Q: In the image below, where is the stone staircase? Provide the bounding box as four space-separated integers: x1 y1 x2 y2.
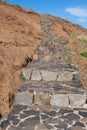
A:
33 14 67 63
0 14 87 130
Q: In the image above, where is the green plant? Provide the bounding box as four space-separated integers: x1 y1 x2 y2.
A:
73 41 78 45
20 74 26 81
77 35 87 49
80 51 87 57
66 47 72 62
77 35 87 43
12 4 23 11
71 64 80 71
13 4 21 8
69 32 77 39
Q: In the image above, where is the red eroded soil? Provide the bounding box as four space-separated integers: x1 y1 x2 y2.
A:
0 3 42 115
52 17 87 88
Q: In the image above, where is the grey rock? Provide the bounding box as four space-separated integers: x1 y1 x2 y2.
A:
12 119 20 126
50 94 69 107
36 124 49 130
73 122 85 127
12 105 28 114
57 71 73 81
19 116 40 127
41 114 49 120
22 68 32 80
54 122 67 129
43 111 57 117
1 120 10 129
23 110 39 115
15 92 33 106
58 108 73 114
69 94 86 107
79 111 87 118
8 126 34 130
34 92 50 105
64 113 80 120
41 70 57 81
82 104 87 109
44 124 54 129
8 126 18 130
31 70 42 81
8 115 18 122
73 72 81 81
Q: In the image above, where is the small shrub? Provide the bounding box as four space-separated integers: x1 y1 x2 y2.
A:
71 64 80 71
73 41 78 45
80 51 87 57
66 47 72 62
20 74 26 81
13 4 21 8
12 4 23 11
69 32 77 39
77 35 87 43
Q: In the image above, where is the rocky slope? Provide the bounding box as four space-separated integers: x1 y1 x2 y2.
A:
0 3 87 116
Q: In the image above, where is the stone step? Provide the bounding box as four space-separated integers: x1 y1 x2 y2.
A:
14 81 87 108
22 62 79 82
1 104 87 130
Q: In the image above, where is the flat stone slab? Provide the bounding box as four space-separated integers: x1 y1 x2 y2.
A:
1 105 87 130
69 94 86 107
50 94 69 107
15 92 33 106
57 71 73 81
31 70 42 81
34 92 50 106
41 70 57 81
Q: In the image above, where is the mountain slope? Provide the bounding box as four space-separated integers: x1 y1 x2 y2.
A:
52 16 87 87
0 3 42 115
0 3 87 116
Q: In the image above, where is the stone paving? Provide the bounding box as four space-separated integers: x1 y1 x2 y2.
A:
1 105 87 130
0 14 87 130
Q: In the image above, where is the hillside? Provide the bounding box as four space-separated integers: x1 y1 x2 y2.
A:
0 3 42 115
0 3 87 116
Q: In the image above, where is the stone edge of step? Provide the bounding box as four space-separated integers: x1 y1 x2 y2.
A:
14 91 87 109
22 68 78 82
